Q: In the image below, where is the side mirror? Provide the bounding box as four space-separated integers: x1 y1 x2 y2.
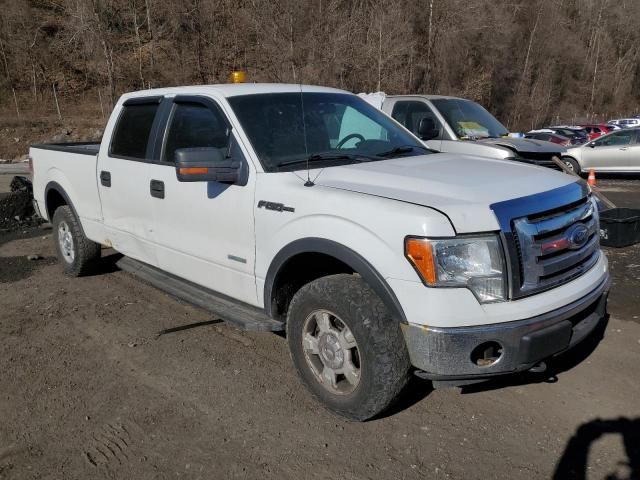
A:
588 142 596 148
175 147 241 184
417 117 439 141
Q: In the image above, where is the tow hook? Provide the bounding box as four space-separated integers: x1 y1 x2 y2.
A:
528 361 547 374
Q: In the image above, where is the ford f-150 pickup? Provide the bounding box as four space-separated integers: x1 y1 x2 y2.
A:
30 84 609 420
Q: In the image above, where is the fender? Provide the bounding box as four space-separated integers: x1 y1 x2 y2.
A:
44 181 87 236
264 237 407 324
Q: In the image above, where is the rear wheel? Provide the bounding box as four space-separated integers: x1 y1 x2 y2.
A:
52 206 101 276
287 274 411 421
561 156 581 175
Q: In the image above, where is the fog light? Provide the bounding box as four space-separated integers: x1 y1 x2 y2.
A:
470 341 503 367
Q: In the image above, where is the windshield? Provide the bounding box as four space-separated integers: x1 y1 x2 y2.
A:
227 92 426 172
431 98 509 139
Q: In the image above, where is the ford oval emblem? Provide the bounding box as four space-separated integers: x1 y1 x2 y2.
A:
566 224 589 250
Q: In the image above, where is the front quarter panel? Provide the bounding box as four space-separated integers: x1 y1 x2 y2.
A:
564 146 585 167
254 171 455 308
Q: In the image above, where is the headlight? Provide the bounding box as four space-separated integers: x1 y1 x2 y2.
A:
405 235 506 303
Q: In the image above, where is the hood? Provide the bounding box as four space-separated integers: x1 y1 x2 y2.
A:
477 137 565 154
315 154 576 233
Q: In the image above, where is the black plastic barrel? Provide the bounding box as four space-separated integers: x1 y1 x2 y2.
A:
599 208 640 248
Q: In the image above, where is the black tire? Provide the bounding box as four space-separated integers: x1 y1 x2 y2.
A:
52 205 101 276
561 156 581 175
286 274 411 421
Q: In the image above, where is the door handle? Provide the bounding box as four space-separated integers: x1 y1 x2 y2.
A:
100 170 111 187
150 179 165 199
619 147 628 151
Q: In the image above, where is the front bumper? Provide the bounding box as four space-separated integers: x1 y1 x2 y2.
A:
401 275 609 379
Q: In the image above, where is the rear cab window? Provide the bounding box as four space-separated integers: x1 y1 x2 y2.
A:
109 99 160 159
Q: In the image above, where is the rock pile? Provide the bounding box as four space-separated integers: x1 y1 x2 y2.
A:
0 176 40 231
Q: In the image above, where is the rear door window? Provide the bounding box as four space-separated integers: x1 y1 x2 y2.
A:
110 102 159 159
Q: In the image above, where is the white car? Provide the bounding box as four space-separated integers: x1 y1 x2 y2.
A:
30 84 609 420
618 118 640 129
562 128 640 173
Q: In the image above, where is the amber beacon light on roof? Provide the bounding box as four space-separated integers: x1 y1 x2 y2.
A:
229 71 247 83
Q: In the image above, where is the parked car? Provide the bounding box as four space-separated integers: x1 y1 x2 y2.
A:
562 128 640 174
530 127 588 145
525 132 573 146
361 93 565 170
555 127 590 143
30 84 609 420
618 118 640 129
579 124 612 141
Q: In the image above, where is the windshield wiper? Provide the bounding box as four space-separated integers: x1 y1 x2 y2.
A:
374 145 432 158
277 153 373 168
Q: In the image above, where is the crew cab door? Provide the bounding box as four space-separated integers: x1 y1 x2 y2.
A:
97 96 165 266
147 95 258 305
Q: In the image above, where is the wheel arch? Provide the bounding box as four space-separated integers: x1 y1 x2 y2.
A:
45 182 85 234
264 238 407 325
560 155 583 174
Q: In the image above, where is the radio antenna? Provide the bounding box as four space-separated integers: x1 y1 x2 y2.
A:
299 84 314 187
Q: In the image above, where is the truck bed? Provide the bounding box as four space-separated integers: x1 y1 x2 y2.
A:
31 142 101 156
30 141 103 227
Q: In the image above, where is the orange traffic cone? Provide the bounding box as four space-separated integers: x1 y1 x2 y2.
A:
587 169 596 186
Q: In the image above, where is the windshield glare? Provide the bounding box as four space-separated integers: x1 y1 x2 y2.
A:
228 92 426 171
431 98 509 139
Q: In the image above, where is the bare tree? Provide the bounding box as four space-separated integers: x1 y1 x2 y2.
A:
0 0 639 130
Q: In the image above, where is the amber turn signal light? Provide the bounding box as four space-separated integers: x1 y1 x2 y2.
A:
179 167 209 175
405 238 436 285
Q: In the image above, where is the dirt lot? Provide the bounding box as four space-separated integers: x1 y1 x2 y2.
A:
1 173 639 480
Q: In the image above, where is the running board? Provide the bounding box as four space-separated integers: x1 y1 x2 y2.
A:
116 257 284 332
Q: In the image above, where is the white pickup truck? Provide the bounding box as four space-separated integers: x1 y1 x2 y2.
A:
30 84 609 421
361 92 565 169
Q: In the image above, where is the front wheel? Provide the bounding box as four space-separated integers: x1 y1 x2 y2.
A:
287 274 411 421
561 156 581 175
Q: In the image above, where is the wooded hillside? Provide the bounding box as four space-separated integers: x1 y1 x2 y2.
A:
1 0 639 131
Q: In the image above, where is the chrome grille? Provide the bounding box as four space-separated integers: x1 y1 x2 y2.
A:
512 195 600 297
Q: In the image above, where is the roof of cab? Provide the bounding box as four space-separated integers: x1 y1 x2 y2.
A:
119 83 348 101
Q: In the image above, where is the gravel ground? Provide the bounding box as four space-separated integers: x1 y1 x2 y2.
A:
0 174 639 480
